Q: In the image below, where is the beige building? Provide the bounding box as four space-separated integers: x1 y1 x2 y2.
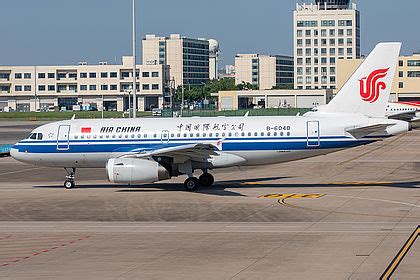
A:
234 54 294 90
337 53 420 101
212 89 333 111
0 56 170 112
294 0 360 90
142 34 210 87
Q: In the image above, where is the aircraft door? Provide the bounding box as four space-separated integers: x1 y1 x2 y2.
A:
161 130 170 144
306 121 320 147
57 125 71 150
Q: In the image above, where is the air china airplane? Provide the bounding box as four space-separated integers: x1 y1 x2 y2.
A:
11 43 411 192
386 101 420 121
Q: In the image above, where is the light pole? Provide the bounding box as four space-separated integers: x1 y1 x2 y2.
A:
132 0 137 118
181 84 184 117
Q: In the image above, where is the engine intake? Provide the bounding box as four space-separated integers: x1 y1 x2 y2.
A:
106 158 170 184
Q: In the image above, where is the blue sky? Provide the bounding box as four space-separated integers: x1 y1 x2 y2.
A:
1 0 419 67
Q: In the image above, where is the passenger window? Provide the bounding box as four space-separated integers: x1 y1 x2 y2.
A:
209 133 213 137
274 132 278 136
190 133 193 137
75 135 78 139
37 133 43 140
215 133 219 137
203 133 206 137
196 133 200 137
248 132 251 137
112 135 116 138
241 132 245 137
144 134 147 138
106 135 110 138
131 134 135 138
125 135 129 138
171 133 174 137
228 132 232 137
267 132 271 137
87 135 91 139
118 134 122 138
222 132 226 137
261 132 265 136
177 133 181 137
153 134 157 138
184 133 187 137
254 132 258 136
93 135 97 139
99 135 103 139
280 132 284 136
287 132 291 136
137 134 141 138
81 135 85 139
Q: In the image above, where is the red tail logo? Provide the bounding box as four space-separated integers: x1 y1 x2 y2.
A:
359 68 389 103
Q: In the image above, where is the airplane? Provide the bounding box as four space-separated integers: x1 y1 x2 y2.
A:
11 42 411 192
385 101 420 121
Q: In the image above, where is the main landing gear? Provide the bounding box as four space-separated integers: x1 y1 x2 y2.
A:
64 168 76 189
183 171 215 192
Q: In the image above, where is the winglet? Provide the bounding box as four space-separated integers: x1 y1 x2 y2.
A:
71 114 76 120
244 111 250 117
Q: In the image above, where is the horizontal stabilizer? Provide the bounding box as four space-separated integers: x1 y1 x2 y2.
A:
388 111 417 122
346 123 394 139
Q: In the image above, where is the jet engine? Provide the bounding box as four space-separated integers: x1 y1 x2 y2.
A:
106 158 170 184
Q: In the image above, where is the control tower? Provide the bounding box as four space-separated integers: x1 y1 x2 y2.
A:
314 0 351 10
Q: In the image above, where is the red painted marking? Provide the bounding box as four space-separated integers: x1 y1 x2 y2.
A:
81 127 91 133
359 68 389 103
0 236 90 267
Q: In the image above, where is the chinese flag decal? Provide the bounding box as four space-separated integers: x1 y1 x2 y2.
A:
81 127 91 133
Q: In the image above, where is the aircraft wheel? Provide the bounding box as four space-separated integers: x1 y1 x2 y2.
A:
64 180 75 189
199 173 214 187
184 177 200 192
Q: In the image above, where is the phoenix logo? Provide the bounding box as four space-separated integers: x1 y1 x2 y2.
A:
359 68 390 103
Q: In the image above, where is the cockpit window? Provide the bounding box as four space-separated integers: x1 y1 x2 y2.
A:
37 133 43 140
30 133 37 140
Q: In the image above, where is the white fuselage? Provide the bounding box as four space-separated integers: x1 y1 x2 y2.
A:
10 114 409 170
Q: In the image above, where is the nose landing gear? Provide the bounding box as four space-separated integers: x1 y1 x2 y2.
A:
64 168 76 189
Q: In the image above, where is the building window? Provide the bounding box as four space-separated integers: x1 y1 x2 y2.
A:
48 73 55 79
330 48 336 55
306 76 312 83
48 85 55 91
38 73 45 79
407 60 420 67
89 85 96 90
297 48 303 56
399 71 404 78
142 84 150 90
80 72 87 78
399 82 404 88
314 48 319 56
297 58 303 65
347 38 353 45
142 72 150 77
329 29 335 36
305 58 312 65
399 60 404 67
321 48 327 56
330 57 336 65
297 30 302 37
297 77 303 84
57 73 66 79
297 67 303 75
110 72 118 78
347 48 353 56
89 73 96 78
321 29 327 37
297 39 302 47
314 39 318 46
121 72 130 78
38 85 45 91
305 39 311 46
314 67 319 75
305 48 311 56
338 29 344 36
338 38 344 46
24 73 31 79
101 84 108 91
321 58 327 65
330 67 336 75
152 72 159 77
152 84 159 90
110 84 118 91
306 67 311 75
305 30 311 36
347 29 353 36
321 20 335 27
15 73 22 79
321 39 327 46
15 85 22 91
80 85 87 91
330 39 335 46
69 73 77 79
338 48 344 56
101 72 108 78
314 58 319 65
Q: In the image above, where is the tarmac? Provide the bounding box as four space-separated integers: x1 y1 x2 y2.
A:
0 121 419 279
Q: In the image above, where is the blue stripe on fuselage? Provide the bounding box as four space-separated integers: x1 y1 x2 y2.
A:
15 138 374 154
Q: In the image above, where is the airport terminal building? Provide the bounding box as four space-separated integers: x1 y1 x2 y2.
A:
0 56 170 112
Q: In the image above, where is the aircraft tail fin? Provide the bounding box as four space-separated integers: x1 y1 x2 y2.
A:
325 42 401 117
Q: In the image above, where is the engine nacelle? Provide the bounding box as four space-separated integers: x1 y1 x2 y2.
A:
106 158 170 184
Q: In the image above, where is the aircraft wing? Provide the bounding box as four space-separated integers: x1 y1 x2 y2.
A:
388 111 417 122
119 141 223 163
346 124 394 139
